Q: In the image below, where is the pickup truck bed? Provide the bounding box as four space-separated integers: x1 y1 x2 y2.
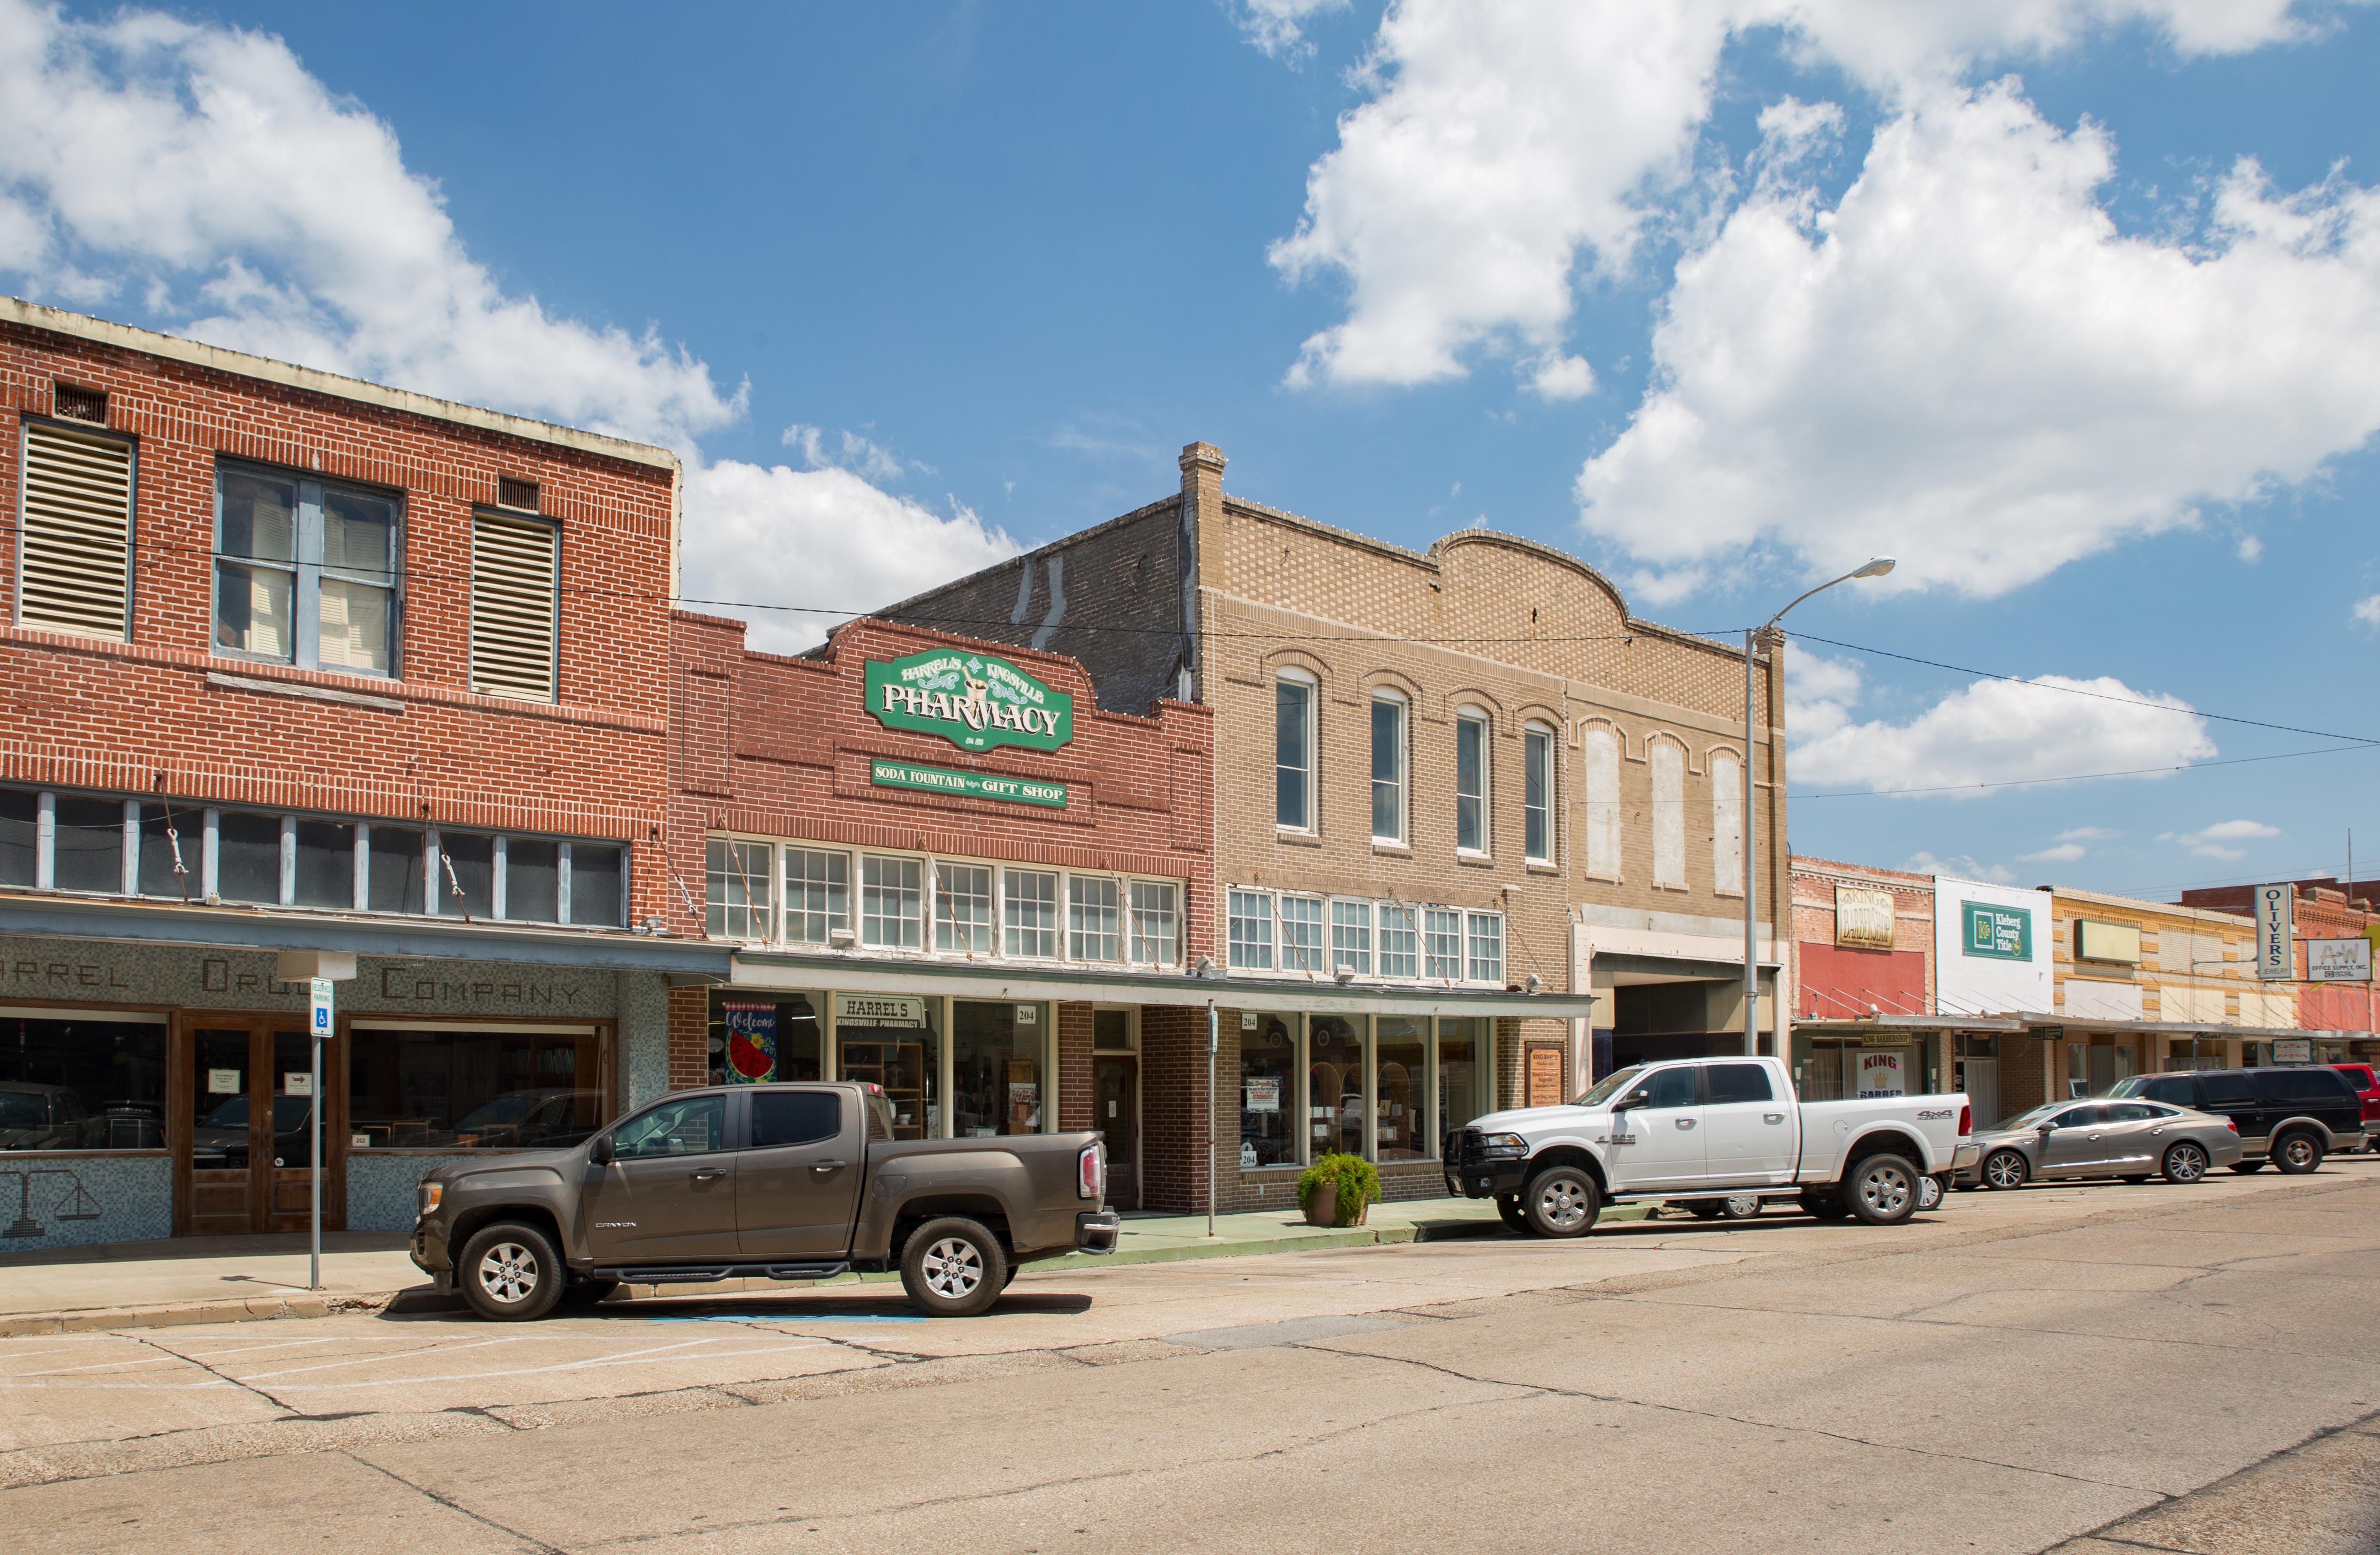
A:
411 1081 1118 1320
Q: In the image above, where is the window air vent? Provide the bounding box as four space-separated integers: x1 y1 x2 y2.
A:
471 512 558 702
18 420 134 640
496 476 539 512
52 384 108 424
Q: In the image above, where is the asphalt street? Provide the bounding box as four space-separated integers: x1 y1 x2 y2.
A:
4 1161 2377 1554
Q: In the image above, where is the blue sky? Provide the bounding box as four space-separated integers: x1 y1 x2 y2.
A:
4 0 2377 903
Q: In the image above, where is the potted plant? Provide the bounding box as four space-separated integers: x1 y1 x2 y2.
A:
1298 1153 1381 1227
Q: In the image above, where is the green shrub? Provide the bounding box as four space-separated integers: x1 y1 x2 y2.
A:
1298 1153 1382 1224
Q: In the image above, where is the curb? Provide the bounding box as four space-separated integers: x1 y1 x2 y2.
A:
0 1205 1657 1336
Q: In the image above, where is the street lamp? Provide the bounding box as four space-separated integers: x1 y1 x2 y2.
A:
1744 558 1894 1057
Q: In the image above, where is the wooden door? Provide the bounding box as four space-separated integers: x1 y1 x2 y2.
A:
185 1025 255 1234
179 1018 346 1234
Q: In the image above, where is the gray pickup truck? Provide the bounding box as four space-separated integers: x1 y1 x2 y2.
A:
410 1080 1118 1320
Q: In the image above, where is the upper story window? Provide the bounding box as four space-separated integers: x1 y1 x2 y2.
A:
18 418 135 642
1069 874 1122 962
1276 670 1316 832
1650 737 1686 887
1331 899 1372 975
861 854 924 948
1224 887 1506 987
471 511 558 702
935 862 993 953
1370 691 1407 844
1712 750 1744 894
1524 724 1554 864
1582 724 1621 877
1454 708 1489 854
706 838 772 940
214 464 400 676
1129 880 1179 965
1228 888 1275 970
784 847 851 944
1005 868 1059 957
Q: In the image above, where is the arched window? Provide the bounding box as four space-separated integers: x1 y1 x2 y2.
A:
1275 669 1316 832
1370 690 1407 844
1650 737 1685 887
1582 725 1621 877
1712 750 1743 894
1455 706 1489 855
1523 723 1555 864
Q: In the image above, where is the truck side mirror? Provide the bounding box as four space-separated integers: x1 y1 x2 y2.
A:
589 1134 615 1166
1615 1089 1652 1113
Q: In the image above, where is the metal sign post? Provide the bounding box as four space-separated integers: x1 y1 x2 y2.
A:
1206 1002 1218 1240
308 977 334 1290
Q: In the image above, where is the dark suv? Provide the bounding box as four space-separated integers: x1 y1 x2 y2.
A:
2109 1067 2366 1174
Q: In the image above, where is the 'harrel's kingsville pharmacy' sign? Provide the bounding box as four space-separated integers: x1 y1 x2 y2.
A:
865 649 1074 753
871 758 1068 809
1963 900 2032 960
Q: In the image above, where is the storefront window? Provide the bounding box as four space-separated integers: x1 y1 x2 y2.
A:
1438 1017 1489 1143
935 864 993 953
0 1010 167 1149
1239 1014 1297 1167
953 1000 1045 1136
0 789 38 886
437 832 495 918
1375 1016 1428 1161
837 994 939 1139
293 819 357 910
368 826 426 912
1309 1015 1364 1157
2068 1039 2138 1097
53 795 124 894
1005 869 1058 957
347 1025 603 1149
711 992 825 1085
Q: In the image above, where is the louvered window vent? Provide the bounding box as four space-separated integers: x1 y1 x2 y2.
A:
496 476 539 512
19 420 133 640
471 513 557 702
52 384 108 424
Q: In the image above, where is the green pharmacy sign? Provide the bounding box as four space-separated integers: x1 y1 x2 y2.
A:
1962 901 2033 961
863 649 1073 754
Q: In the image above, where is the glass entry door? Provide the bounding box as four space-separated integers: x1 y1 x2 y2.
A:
1094 1055 1139 1210
181 1019 345 1234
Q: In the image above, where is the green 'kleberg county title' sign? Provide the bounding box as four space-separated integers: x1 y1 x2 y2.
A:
863 649 1074 753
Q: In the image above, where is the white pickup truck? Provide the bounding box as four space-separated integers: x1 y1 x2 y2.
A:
1444 1055 1977 1237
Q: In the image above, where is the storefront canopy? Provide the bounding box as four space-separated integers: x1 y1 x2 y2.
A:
0 891 734 975
729 950 1600 1019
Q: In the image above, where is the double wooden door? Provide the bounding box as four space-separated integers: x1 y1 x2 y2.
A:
179 1017 347 1235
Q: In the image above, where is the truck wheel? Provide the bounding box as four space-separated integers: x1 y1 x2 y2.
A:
1844 1153 1920 1225
1982 1150 2029 1191
557 1277 621 1309
458 1222 565 1322
1719 1194 1762 1220
2161 1141 2209 1184
2273 1132 2324 1174
1495 1194 1535 1235
1521 1165 1601 1238
1917 1175 1944 1213
899 1216 1009 1318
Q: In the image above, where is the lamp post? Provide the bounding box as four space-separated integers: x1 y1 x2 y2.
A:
1745 559 1895 1056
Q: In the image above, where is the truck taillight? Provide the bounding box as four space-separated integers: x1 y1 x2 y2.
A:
1958 1104 1971 1138
1078 1143 1103 1202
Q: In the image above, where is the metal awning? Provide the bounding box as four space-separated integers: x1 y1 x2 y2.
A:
728 950 1598 1018
1796 1015 2025 1034
0 892 733 975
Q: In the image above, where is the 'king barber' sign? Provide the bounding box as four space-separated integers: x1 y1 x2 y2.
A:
865 649 1074 753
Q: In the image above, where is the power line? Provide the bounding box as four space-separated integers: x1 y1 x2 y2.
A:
1789 631 2380 747
1791 742 2377 800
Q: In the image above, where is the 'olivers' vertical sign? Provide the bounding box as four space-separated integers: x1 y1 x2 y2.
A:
865 649 1074 754
2254 883 2294 981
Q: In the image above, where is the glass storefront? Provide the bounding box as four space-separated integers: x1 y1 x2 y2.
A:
1438 1017 1489 1144
1239 1011 1494 1169
835 995 940 1140
2066 1037 2140 1097
1374 1016 1428 1161
1309 1016 1365 1156
0 1007 167 1149
1799 1037 1919 1101
1239 1014 1298 1168
347 1022 604 1149
952 1000 1046 1137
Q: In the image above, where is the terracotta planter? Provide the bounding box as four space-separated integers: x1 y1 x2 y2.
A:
1303 1181 1337 1227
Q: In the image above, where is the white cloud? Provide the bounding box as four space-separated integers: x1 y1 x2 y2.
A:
1578 82 2380 598
0 0 1012 648
680 462 1019 655
1905 850 2016 885
1789 662 2218 797
2020 842 2086 862
2236 535 2264 562
1232 0 1349 63
1268 0 2318 395
2171 817 2281 859
2355 594 2380 631
2057 825 2119 841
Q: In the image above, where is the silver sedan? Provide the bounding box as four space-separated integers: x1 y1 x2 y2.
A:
1958 1098 2243 1190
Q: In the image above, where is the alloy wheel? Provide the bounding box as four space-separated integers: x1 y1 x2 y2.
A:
1857 1161 1912 1216
1984 1152 2027 1190
1536 1177 1592 1230
921 1237 984 1300
474 1241 540 1306
2280 1135 2319 1170
2165 1142 2208 1183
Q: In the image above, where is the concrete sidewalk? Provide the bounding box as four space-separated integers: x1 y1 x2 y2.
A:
0 1196 1605 1336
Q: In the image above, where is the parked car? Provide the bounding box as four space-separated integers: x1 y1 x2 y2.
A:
2334 1065 2380 1149
1444 1055 1975 1235
0 1083 88 1150
2108 1067 2366 1174
1960 1099 2242 1190
412 1081 1118 1321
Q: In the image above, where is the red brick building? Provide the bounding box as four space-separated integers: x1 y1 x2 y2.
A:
2180 878 2380 1060
666 611 1221 1210
0 299 727 1252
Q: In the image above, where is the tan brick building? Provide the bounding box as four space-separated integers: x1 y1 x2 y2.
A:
884 442 1778 1210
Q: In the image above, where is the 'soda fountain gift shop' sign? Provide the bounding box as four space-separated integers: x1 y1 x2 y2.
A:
865 649 1074 753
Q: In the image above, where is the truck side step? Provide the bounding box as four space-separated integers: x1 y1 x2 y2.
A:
592 1265 732 1283
763 1263 850 1281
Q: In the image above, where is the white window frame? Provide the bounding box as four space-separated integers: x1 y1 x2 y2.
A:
860 852 925 950
933 858 994 953
1523 722 1555 866
1003 867 1060 959
1369 690 1407 845
1454 706 1489 857
1276 668 1318 834
1128 878 1179 966
783 846 851 944
1330 898 1373 976
212 459 403 679
707 836 776 942
1229 888 1276 970
1279 893 1327 974
1422 906 1465 982
1465 911 1505 985
1068 873 1124 963
1378 901 1420 978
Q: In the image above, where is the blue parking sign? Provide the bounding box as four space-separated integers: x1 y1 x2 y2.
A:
309 977 334 1036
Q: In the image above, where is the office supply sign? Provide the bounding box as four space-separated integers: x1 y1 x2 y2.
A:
2254 884 2294 981
2307 936 2371 983
865 649 1072 753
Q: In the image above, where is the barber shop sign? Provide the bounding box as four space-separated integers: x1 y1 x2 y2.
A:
864 649 1075 753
